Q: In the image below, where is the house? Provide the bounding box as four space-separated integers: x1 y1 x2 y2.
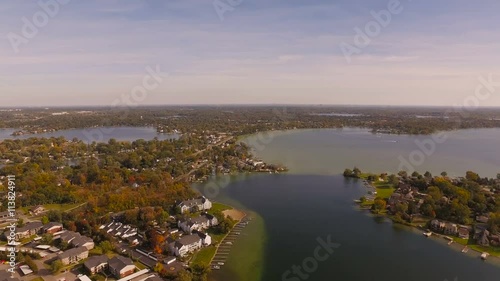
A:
178 213 218 234
30 205 46 216
444 223 458 235
57 247 89 265
14 221 43 240
430 219 445 232
477 229 490 246
0 210 14 222
194 231 212 246
476 215 489 224
108 256 136 278
168 234 203 257
42 222 63 234
178 197 212 213
59 231 95 250
84 255 108 275
457 226 470 239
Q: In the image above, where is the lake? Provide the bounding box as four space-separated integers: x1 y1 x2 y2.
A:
196 128 500 281
0 127 179 142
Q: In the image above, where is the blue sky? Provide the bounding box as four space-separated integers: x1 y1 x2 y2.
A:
1 0 499 106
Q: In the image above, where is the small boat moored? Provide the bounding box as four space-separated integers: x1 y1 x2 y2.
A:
481 252 489 260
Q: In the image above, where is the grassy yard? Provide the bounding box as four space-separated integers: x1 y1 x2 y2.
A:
470 245 500 257
375 184 396 199
20 203 84 214
190 246 216 266
209 202 232 214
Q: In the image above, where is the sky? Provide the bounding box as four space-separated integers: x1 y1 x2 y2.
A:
1 0 500 107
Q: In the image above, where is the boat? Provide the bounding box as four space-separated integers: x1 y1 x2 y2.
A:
461 246 468 253
423 231 432 237
212 265 221 270
481 252 489 260
217 262 225 266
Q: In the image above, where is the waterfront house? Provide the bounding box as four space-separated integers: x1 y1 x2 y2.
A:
444 223 458 236
194 231 212 246
178 213 218 234
42 222 63 234
178 197 212 213
84 255 108 275
108 256 136 278
58 247 89 265
168 234 203 257
457 226 470 239
477 229 490 246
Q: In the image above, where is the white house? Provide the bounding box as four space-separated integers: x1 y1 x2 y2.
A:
178 213 218 234
169 235 203 257
178 197 212 213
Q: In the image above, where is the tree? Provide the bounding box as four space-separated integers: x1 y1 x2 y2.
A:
343 169 353 177
51 260 63 274
99 241 114 253
175 270 193 281
465 171 479 182
41 234 53 245
25 256 38 273
353 167 361 177
441 171 448 177
372 198 387 214
41 216 49 224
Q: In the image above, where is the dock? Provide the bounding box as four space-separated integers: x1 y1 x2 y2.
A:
210 217 251 269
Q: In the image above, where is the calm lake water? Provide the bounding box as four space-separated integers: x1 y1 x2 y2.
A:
197 128 500 281
0 127 179 142
243 128 500 178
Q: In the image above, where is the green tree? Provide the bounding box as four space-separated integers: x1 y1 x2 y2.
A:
41 234 53 245
41 216 49 224
51 260 63 274
25 256 38 273
372 198 387 214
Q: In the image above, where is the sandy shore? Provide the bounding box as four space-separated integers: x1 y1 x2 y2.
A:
223 208 246 221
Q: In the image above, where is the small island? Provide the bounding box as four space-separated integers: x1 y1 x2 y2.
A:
344 167 500 258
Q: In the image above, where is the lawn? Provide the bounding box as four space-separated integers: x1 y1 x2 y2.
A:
190 246 216 266
375 185 396 199
209 202 232 214
470 245 500 257
21 203 84 215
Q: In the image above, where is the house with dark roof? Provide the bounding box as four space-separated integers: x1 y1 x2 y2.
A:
178 197 212 213
84 255 108 275
168 234 203 257
13 221 43 240
59 231 95 250
58 247 89 265
178 213 218 234
42 222 63 234
108 256 136 278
